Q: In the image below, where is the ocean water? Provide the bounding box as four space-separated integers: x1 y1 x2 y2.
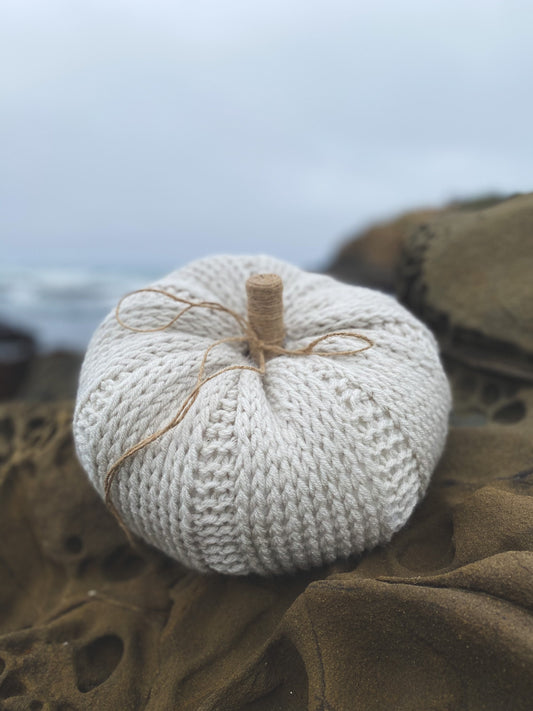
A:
0 265 162 352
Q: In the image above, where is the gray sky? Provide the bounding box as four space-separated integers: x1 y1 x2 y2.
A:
2 0 532 271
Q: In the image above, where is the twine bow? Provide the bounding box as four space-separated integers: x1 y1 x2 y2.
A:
104 287 374 532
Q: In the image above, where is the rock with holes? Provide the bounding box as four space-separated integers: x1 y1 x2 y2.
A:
73 255 451 575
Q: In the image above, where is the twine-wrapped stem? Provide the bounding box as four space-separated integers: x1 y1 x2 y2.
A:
246 273 285 364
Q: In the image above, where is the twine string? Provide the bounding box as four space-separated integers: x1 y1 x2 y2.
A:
104 288 374 536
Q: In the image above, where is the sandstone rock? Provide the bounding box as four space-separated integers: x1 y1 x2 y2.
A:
328 194 506 292
398 193 533 381
1 392 532 709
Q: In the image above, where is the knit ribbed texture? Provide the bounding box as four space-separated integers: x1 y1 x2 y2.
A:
73 254 451 575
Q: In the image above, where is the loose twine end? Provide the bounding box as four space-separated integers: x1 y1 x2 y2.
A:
104 273 374 540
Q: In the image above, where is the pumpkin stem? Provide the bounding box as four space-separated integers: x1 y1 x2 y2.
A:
246 273 285 364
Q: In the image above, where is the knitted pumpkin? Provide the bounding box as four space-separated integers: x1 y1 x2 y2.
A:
73 254 451 575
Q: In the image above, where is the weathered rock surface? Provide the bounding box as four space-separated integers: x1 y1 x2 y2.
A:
398 193 533 381
327 194 506 292
0 377 532 709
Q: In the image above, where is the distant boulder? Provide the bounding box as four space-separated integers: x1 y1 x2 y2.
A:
397 192 533 382
0 322 36 400
327 194 506 292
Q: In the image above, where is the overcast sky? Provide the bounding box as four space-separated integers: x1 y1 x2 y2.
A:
2 0 532 271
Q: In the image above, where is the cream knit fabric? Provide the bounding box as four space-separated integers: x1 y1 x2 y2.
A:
73 254 451 575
